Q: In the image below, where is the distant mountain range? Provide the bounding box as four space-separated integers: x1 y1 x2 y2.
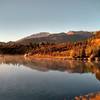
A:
16 31 94 45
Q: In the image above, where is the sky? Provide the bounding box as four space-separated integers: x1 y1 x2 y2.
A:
0 0 100 42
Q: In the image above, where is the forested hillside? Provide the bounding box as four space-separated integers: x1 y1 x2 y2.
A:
27 31 100 61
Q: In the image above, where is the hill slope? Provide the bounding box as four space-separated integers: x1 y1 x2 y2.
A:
16 31 93 45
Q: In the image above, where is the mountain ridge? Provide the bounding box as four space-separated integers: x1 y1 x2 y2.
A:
16 31 94 45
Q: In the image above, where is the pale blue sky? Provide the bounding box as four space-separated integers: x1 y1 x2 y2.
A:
0 0 100 42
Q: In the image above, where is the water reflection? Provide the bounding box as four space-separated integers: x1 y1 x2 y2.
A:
0 55 100 81
0 55 100 100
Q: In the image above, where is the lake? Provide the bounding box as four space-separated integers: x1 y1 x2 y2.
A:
0 55 100 100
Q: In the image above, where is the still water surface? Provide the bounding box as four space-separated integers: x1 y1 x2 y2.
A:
0 55 100 100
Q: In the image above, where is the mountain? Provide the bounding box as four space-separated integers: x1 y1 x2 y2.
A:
16 31 94 45
21 32 50 39
66 31 94 41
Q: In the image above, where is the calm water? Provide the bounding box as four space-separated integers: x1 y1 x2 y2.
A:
0 56 100 100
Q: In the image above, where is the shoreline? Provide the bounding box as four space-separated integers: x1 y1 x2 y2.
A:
74 91 100 100
24 54 100 62
0 54 100 62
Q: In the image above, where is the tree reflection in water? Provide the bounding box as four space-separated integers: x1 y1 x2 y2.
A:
0 55 100 81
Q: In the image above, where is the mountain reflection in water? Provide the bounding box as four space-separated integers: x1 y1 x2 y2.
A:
0 55 100 81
